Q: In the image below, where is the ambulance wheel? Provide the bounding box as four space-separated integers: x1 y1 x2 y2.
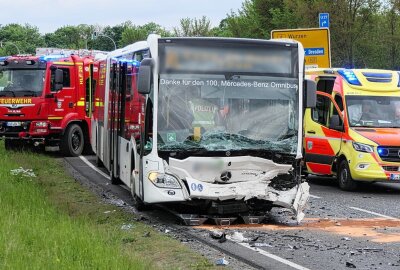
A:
338 159 358 191
61 124 84 157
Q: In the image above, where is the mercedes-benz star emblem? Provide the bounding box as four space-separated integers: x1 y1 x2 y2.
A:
220 171 232 182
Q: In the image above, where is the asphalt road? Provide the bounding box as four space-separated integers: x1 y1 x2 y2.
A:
64 156 400 270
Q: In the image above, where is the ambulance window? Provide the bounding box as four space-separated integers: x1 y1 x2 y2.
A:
312 95 330 126
334 94 344 111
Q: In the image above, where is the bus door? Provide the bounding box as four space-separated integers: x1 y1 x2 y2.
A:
108 61 118 173
304 77 344 175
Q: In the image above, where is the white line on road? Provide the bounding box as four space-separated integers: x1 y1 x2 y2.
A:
79 156 111 180
309 194 321 199
349 206 398 220
238 243 311 270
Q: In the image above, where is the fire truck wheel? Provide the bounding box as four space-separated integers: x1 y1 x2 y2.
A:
61 124 84 157
4 139 22 151
338 159 358 191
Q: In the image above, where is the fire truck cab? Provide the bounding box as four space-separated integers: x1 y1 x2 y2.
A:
304 68 400 190
0 48 106 156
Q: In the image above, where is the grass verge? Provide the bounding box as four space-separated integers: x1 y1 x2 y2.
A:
0 143 214 269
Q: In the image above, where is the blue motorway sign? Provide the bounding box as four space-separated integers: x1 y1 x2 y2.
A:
304 48 325 56
319 13 329 28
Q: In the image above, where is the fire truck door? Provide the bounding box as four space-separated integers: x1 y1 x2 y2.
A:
304 92 343 175
49 66 74 119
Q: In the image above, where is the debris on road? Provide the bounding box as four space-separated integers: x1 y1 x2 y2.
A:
215 257 229 266
10 167 36 178
346 262 357 268
109 198 126 207
210 230 224 239
165 229 171 233
356 248 384 252
227 232 248 243
121 224 134 230
252 243 273 247
342 237 351 241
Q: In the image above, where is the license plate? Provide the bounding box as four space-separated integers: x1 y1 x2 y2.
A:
6 122 21 127
390 174 400 180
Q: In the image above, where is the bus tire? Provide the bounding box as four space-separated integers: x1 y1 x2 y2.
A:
60 124 84 157
338 159 358 191
110 169 122 185
96 155 104 168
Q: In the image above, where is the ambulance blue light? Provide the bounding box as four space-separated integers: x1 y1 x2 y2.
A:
338 69 362 86
377 147 389 157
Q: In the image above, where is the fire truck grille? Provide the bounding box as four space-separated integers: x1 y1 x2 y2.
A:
0 121 31 137
378 146 400 162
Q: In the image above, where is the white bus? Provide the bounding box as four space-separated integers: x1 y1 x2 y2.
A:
92 34 316 223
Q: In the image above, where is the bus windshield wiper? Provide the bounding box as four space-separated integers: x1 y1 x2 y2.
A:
0 90 16 97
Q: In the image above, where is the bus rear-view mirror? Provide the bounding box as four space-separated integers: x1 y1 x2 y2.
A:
305 79 316 108
137 58 154 95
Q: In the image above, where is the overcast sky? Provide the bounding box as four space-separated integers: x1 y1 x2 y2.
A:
1 0 244 33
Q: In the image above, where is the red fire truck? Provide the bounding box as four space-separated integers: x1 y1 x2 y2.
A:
0 48 106 156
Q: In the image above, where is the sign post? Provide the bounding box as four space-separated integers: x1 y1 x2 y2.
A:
271 28 331 69
319 13 329 28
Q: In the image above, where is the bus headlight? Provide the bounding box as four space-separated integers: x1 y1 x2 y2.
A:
352 142 374 153
148 172 181 189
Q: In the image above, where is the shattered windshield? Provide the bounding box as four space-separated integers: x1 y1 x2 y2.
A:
157 73 299 154
0 69 46 97
346 96 400 128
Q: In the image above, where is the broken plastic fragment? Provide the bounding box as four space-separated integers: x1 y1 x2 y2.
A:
227 232 248 243
121 224 133 230
215 258 229 266
10 167 36 178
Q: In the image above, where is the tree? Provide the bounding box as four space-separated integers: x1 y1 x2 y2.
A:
120 22 170 46
0 23 44 54
173 16 213 37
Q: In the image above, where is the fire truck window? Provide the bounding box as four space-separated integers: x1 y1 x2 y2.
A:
51 68 71 90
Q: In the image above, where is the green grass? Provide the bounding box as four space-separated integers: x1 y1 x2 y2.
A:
0 143 215 270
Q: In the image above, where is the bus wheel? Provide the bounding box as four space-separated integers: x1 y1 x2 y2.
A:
96 155 104 168
61 124 84 157
338 159 358 191
130 176 150 211
110 170 122 185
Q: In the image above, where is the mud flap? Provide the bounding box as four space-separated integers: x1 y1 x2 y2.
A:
291 182 310 223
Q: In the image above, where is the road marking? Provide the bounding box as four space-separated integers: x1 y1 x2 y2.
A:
349 206 397 220
238 243 311 270
309 194 321 199
79 156 111 180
